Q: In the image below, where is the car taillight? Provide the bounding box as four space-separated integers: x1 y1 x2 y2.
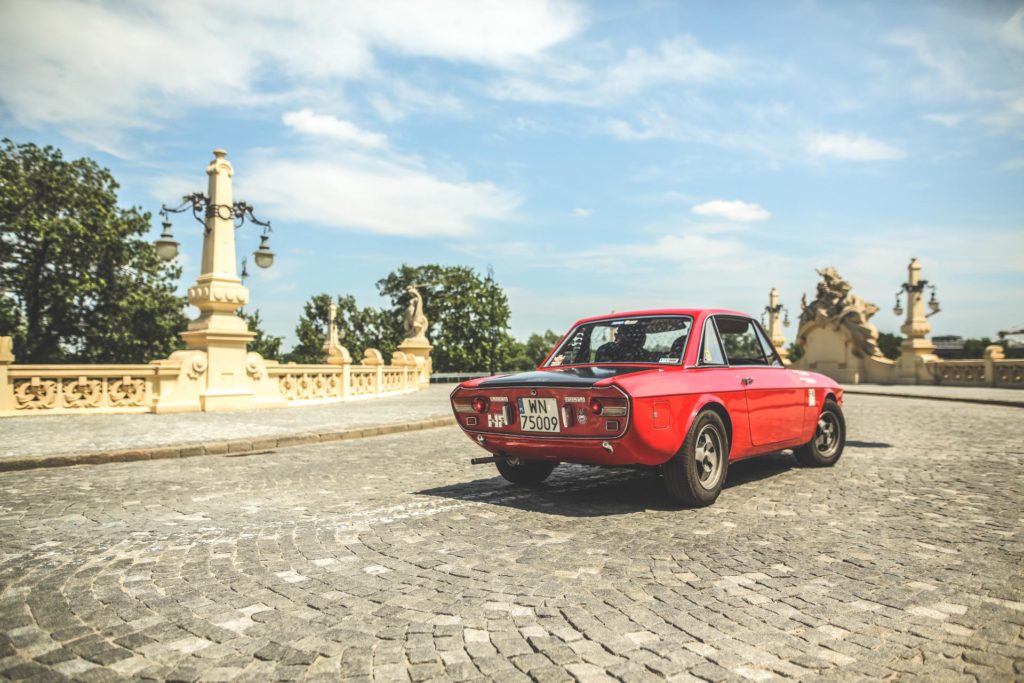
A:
453 398 474 414
472 397 490 413
591 397 627 417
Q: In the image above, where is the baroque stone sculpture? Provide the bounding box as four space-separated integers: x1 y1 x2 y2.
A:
792 267 894 384
403 285 429 341
797 267 884 358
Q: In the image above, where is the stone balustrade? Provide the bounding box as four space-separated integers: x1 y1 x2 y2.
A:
928 357 1024 388
5 365 157 413
0 336 424 416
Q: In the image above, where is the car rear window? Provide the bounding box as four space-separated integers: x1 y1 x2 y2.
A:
545 316 692 366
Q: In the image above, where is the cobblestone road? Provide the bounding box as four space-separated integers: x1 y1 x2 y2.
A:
0 387 452 460
1 395 1021 682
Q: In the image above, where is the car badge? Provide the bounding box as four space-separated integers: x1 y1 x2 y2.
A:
530 389 537 396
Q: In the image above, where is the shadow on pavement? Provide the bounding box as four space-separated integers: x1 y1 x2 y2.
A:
846 440 892 448
416 452 797 517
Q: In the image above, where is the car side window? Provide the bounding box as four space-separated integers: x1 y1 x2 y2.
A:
715 316 768 366
753 322 784 367
699 318 727 365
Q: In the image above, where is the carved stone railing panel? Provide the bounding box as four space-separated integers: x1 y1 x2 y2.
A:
274 366 342 402
930 360 986 386
8 367 154 411
350 367 376 397
994 360 1024 388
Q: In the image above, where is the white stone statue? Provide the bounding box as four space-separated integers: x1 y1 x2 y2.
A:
403 285 429 341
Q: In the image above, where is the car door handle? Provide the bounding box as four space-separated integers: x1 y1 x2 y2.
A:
741 377 755 386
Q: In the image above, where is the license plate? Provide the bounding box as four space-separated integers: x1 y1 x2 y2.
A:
517 397 561 433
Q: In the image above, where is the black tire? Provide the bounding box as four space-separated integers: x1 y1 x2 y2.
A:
495 458 557 486
794 398 845 467
663 410 730 507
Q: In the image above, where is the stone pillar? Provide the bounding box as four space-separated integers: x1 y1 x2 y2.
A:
896 257 938 383
397 338 433 388
178 149 257 411
984 344 1005 387
767 287 790 365
0 336 13 411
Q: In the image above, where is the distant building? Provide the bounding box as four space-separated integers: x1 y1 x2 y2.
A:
932 335 964 359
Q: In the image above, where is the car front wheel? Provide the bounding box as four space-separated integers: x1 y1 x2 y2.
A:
794 398 845 467
495 458 557 486
663 410 729 507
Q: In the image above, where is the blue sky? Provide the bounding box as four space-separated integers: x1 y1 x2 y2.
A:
1 0 1022 347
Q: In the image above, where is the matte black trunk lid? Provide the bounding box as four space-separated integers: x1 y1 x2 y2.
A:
476 366 651 389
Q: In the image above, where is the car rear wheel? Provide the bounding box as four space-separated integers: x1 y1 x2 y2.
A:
663 410 729 507
794 398 845 467
495 458 557 486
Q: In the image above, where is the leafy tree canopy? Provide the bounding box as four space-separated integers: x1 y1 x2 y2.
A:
0 139 187 363
239 309 283 360
376 264 516 373
877 331 901 360
284 293 390 365
506 330 562 371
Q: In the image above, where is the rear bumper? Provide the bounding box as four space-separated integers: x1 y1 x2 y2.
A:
461 429 670 467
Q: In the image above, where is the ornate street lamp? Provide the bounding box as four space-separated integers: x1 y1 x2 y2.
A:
155 193 275 269
761 298 790 329
893 263 941 318
153 218 180 261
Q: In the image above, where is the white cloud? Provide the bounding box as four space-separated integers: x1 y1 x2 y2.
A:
922 113 965 127
691 200 770 222
806 132 905 161
1000 7 1024 51
240 152 520 238
368 81 464 123
0 0 582 144
573 208 593 218
490 36 735 106
283 110 388 149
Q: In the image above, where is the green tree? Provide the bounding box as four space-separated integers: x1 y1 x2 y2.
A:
959 337 993 359
376 264 516 373
239 309 283 360
0 139 186 363
285 293 389 364
877 331 901 360
507 330 562 370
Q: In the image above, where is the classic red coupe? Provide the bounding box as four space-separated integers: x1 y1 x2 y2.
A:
451 309 845 506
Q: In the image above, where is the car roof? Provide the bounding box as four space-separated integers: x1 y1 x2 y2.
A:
569 309 751 326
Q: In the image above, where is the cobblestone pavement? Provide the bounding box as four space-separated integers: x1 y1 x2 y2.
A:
0 394 1021 682
0 386 453 459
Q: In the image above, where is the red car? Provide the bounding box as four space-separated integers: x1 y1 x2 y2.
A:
451 309 845 507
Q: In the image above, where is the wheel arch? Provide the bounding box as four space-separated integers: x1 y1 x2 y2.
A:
690 398 733 455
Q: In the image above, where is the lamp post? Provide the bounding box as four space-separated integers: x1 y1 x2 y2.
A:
486 265 497 376
155 149 277 411
893 257 940 382
762 287 791 365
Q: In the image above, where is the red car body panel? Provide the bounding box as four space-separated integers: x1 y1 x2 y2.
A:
452 309 842 468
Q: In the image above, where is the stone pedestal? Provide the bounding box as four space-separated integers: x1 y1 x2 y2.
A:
397 337 433 388
0 336 13 412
